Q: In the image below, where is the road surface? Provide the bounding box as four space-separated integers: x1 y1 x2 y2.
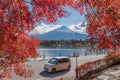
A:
3 55 104 80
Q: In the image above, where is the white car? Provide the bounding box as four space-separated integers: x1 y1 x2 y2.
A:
44 57 71 72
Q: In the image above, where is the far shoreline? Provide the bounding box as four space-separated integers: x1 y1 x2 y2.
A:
38 46 90 49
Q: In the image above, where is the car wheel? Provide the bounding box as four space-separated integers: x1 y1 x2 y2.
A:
52 68 56 73
67 65 71 71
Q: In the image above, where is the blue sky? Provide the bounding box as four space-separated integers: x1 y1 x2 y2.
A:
26 0 86 27
56 6 86 26
38 6 87 27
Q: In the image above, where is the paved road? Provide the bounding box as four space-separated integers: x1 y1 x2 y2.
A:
3 55 104 80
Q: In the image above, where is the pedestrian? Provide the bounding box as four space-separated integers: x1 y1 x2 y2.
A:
73 52 76 57
85 51 87 56
43 54 45 60
59 53 61 56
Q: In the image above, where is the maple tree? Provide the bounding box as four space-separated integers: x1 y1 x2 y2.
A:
80 0 120 51
0 0 120 79
75 0 120 79
0 0 79 79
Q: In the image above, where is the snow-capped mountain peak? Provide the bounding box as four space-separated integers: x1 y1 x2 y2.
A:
30 23 62 35
30 22 88 40
68 22 87 34
35 26 87 40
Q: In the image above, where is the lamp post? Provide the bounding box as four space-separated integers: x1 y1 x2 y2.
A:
76 53 78 78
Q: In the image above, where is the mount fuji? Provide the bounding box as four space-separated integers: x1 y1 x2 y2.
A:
30 22 88 40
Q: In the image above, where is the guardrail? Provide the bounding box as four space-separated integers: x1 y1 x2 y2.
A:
75 56 120 79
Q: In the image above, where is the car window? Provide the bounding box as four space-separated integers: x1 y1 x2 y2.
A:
60 59 65 63
57 60 61 64
63 58 69 62
56 59 64 64
59 58 69 63
48 58 58 64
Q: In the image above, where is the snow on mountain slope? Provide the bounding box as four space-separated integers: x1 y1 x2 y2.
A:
30 23 62 35
35 26 87 40
30 22 87 35
68 22 87 34
30 22 88 40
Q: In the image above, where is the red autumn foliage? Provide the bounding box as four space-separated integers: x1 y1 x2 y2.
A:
0 0 83 79
79 0 120 50
74 1 120 78
0 0 120 79
75 59 104 78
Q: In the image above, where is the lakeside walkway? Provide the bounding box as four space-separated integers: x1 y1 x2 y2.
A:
3 55 104 80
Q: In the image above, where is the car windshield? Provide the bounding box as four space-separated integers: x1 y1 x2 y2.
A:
48 58 58 64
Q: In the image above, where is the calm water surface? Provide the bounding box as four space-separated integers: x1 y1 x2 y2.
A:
37 48 106 58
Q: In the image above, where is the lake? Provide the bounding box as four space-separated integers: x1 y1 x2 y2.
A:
37 48 106 59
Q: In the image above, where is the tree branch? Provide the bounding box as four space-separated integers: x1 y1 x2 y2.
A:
18 0 23 30
86 1 104 26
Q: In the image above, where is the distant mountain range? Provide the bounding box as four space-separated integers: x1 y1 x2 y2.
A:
30 22 88 40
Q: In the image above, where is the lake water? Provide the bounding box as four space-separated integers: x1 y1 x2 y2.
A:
37 48 106 59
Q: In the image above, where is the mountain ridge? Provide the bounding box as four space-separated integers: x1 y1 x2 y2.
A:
34 26 87 40
30 22 87 35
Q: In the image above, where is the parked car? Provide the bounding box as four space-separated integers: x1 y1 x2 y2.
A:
44 56 71 72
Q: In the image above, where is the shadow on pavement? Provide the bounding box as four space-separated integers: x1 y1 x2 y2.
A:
39 70 69 78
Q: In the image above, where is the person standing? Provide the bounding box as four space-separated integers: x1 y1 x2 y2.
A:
43 54 45 60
